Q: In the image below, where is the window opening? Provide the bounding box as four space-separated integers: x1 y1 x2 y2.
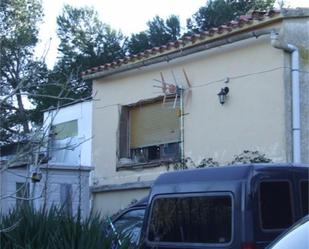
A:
60 183 72 215
119 99 181 164
16 182 30 207
148 194 232 244
300 180 309 215
259 181 293 230
51 120 78 140
113 209 146 245
50 120 80 164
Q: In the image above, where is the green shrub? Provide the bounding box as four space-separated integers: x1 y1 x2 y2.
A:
0 205 129 249
230 150 272 165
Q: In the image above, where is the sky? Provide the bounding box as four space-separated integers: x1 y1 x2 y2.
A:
36 0 309 68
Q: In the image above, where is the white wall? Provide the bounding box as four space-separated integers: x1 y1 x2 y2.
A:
0 168 24 213
43 101 92 166
0 166 91 218
93 188 149 216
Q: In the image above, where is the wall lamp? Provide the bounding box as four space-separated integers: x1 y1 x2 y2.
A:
217 87 229 105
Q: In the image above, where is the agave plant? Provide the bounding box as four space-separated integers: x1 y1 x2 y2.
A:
0 205 130 249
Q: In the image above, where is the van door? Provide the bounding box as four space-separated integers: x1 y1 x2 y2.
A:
253 178 295 249
292 168 309 218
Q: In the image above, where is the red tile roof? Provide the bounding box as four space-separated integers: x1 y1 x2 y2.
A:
81 10 281 78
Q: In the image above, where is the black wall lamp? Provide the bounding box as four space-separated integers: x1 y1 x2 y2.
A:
217 87 229 105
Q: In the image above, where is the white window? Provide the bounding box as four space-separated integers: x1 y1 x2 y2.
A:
52 120 78 140
50 120 80 165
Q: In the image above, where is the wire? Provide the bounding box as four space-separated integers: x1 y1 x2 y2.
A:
190 66 285 89
153 66 309 91
94 66 308 110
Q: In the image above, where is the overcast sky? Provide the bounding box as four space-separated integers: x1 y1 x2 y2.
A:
36 0 309 68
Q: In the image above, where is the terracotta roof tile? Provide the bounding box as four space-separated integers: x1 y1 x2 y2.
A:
81 10 281 77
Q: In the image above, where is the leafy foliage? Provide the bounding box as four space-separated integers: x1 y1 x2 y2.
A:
126 15 181 55
147 15 181 47
170 150 272 170
0 205 130 249
56 5 125 67
32 5 126 113
230 150 272 164
0 0 46 144
197 157 220 168
187 0 275 33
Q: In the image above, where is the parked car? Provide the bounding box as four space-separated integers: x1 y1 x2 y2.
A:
266 215 309 249
139 163 309 249
109 196 148 246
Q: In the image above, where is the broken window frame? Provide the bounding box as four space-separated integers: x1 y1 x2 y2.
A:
118 96 181 167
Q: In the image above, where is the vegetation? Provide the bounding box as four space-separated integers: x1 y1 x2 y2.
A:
33 5 126 114
172 150 272 169
0 0 46 143
126 15 181 55
0 205 130 249
186 0 275 34
230 150 272 164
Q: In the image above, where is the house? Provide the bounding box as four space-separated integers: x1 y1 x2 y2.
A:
81 9 309 215
0 100 93 218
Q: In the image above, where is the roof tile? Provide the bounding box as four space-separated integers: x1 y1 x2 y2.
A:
82 10 281 77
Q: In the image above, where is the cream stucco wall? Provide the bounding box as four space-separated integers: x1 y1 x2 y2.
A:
92 35 286 214
93 188 149 216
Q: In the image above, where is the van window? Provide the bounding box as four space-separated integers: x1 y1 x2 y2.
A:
259 181 293 230
300 180 309 215
148 194 232 244
113 208 145 245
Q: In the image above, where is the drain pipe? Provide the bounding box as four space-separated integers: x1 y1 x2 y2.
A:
270 32 301 163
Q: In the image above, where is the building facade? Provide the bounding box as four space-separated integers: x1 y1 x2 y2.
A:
82 9 309 215
0 101 93 217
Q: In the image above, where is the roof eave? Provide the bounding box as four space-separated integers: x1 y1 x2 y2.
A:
82 15 284 81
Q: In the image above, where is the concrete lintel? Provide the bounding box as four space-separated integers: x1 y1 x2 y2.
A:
91 180 153 193
40 164 94 172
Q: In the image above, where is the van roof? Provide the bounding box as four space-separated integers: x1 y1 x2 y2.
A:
153 163 308 187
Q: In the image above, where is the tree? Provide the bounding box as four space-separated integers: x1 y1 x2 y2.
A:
0 0 45 144
56 5 125 66
147 15 181 47
32 5 126 113
126 32 152 55
126 15 181 55
187 0 275 33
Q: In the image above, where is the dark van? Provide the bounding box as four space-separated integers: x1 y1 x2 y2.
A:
111 196 148 246
139 164 309 249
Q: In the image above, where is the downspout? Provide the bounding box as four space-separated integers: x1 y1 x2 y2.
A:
178 86 185 167
270 32 301 163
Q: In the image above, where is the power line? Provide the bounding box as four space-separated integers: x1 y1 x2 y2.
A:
95 66 308 110
191 66 285 89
